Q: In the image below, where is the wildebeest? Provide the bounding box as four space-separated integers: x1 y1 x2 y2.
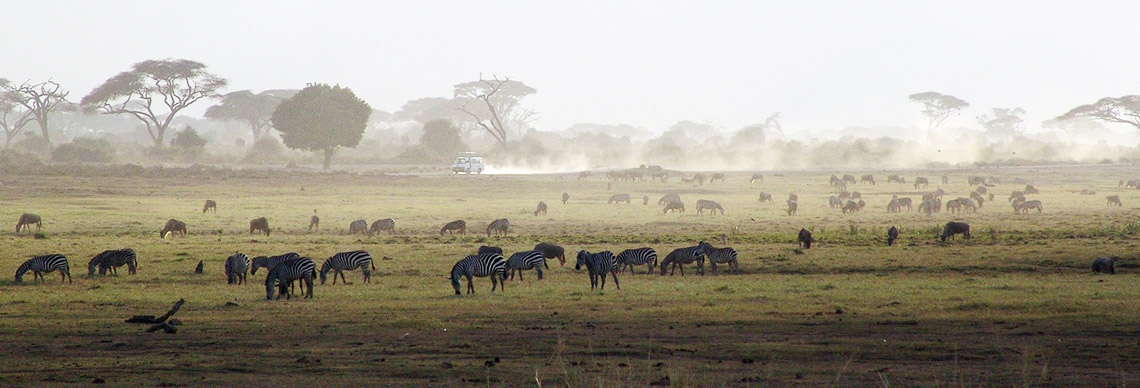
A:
914 177 929 189
852 191 863 200
608 193 632 204
860 174 875 185
970 192 986 208
663 201 685 213
562 192 570 204
692 173 707 185
309 211 320 232
658 193 681 206
710 173 725 183
534 201 548 216
830 196 843 208
577 171 590 181
160 219 187 238
534 242 566 266
887 226 899 246
1025 184 1039 195
975 185 988 195
798 228 812 249
1009 191 1025 203
660 246 706 276
349 219 370 236
478 246 504 255
487 218 509 237
696 199 725 215
968 176 986 186
16 213 41 234
842 174 857 185
642 195 649 205
945 199 962 213
887 174 902 184
750 173 764 183
758 192 773 203
1107 195 1123 207
940 222 970 242
829 175 842 187
440 220 466 236
842 200 861 214
203 200 217 213
788 193 799 202
941 175 949 185
1092 257 1116 274
249 217 270 236
370 218 396 234
786 200 798 216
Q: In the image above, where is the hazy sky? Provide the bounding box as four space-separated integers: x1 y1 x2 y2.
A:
3 1 1137 137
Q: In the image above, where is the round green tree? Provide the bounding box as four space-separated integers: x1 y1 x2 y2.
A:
270 83 371 170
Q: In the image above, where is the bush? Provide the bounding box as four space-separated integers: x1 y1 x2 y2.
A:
51 137 116 164
170 126 207 156
243 136 285 163
12 134 52 157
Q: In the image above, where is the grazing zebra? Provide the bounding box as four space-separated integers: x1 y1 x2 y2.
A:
562 192 570 204
798 228 812 249
87 248 137 276
15 254 71 283
1107 195 1123 207
203 200 217 213
970 192 986 208
576 250 620 290
710 173 726 183
320 250 375 284
506 250 546 280
534 201 547 216
663 201 685 213
842 200 860 214
897 197 913 212
249 217 270 236
696 199 725 215
160 219 187 238
251 252 302 275
449 253 507 295
887 198 901 213
487 218 509 237
758 192 773 203
861 174 875 185
309 211 320 232
1017 199 1043 213
16 213 42 234
786 200 798 216
349 219 370 236
615 247 657 275
224 253 251 285
440 220 467 236
1092 257 1116 274
1025 184 1039 195
698 241 738 274
887 226 899 246
914 177 929 189
941 222 970 242
750 173 764 184
478 245 504 255
658 193 681 206
660 246 706 276
370 218 396 235
608 193 632 204
265 257 316 300
534 242 566 266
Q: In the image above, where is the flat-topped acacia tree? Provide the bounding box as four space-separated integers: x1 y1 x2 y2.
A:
270 83 371 170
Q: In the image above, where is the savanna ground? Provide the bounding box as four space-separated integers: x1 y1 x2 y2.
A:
2 165 1140 387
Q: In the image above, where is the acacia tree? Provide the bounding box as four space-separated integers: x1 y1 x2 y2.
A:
454 76 537 150
908 91 970 136
1055 95 1140 135
0 79 34 149
977 107 1026 140
11 79 70 144
205 89 296 141
80 59 227 147
271 83 371 170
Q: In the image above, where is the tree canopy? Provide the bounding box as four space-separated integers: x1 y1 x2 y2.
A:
908 91 970 136
270 83 371 170
205 89 296 141
977 107 1025 140
170 125 208 155
455 76 537 149
80 58 227 147
419 119 468 159
10 79 70 144
0 78 35 149
1055 95 1140 133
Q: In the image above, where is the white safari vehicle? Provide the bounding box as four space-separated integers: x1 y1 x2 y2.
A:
451 153 485 174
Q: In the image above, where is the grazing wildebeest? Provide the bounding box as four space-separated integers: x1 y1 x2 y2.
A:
1025 184 1039 195
860 174 875 185
842 200 861 214
478 246 504 255
798 228 812 249
968 176 985 186
975 185 988 195
750 173 764 184
898 197 913 212
608 193 632 204
786 200 798 216
960 198 977 213
249 217 270 236
887 226 899 246
758 192 773 203
887 174 902 184
914 177 929 189
660 245 706 276
487 218 509 237
370 218 396 234
829 196 843 208
16 213 41 234
160 219 187 238
562 192 570 204
658 193 681 206
577 171 590 181
696 199 725 215
692 173 707 185
1092 257 1116 274
941 175 949 185
309 211 320 232
945 199 962 213
788 193 799 202
534 201 548 216
1107 195 1123 207
203 200 217 213
1009 191 1025 203
852 191 863 200
440 220 466 236
1128 179 1140 189
663 200 685 213
642 195 649 205
830 175 842 187
931 188 945 199
940 222 970 242
970 192 986 208
349 219 370 236
842 174 857 185
710 173 726 183
534 242 566 267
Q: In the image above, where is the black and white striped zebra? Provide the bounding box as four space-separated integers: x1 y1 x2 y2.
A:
224 253 251 285
660 246 706 276
320 250 375 285
697 241 739 274
487 218 509 237
87 248 138 276
506 250 546 281
449 253 506 295
575 250 620 290
615 247 657 275
15 254 71 283
265 257 316 300
250 252 301 275
369 218 395 235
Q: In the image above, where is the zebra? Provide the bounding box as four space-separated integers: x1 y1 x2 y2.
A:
615 247 657 275
658 193 681 206
440 220 466 236
709 173 726 183
914 177 929 189
16 213 41 234
534 201 547 216
698 241 738 274
320 250 375 284
449 253 507 295
786 200 798 216
535 242 566 266
758 192 773 203
696 199 725 215
897 197 913 212
575 250 620 290
487 218 509 237
160 219 187 238
608 193 632 204
224 253 251 285
663 201 685 213
250 217 270 236
562 192 570 204
506 250 546 280
265 257 316 300
15 254 71 283
203 200 217 213
660 245 706 276
349 219 370 236
370 218 396 235
1107 195 1123 207
887 198 901 213
830 196 844 208
87 248 137 276
861 174 875 185
251 252 302 275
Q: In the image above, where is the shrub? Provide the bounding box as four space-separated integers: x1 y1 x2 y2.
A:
51 137 116 164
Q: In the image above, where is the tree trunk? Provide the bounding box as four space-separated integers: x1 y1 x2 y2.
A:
322 147 335 170
152 126 166 148
36 120 50 144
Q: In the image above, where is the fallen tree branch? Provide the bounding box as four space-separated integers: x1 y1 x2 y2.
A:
126 299 185 324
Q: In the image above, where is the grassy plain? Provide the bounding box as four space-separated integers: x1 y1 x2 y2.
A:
1 165 1140 387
